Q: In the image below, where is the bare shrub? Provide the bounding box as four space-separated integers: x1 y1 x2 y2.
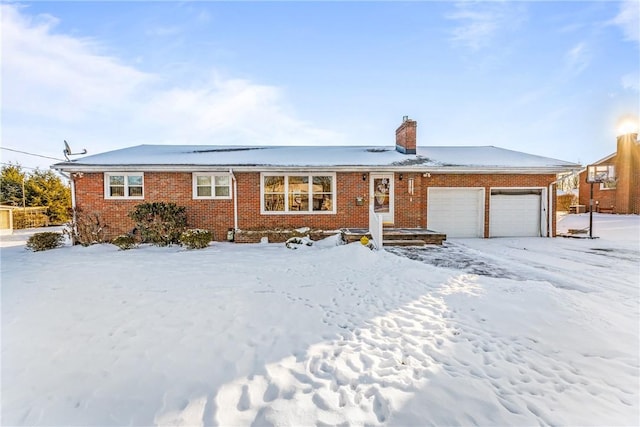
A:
557 193 577 212
65 208 108 246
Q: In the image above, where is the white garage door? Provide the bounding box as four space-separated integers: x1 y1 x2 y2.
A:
427 188 484 237
490 192 541 237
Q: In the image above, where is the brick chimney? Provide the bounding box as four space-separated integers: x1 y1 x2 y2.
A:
396 116 417 154
614 132 638 214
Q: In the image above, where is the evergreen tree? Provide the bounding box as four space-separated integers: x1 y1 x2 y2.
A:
0 164 26 207
1 165 71 225
25 170 71 224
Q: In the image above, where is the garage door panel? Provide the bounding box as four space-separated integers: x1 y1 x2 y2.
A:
427 188 484 238
490 194 541 237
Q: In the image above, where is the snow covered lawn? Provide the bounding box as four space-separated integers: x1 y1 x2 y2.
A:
1 214 639 426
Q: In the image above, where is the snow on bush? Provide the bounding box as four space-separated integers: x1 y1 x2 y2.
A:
111 234 137 250
179 228 212 249
285 235 313 249
25 231 64 251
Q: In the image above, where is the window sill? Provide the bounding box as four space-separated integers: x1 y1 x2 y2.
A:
261 211 336 215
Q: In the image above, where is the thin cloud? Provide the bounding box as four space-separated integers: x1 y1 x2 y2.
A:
1 4 344 162
621 73 639 91
610 0 640 43
446 1 526 51
1 4 153 121
565 42 591 75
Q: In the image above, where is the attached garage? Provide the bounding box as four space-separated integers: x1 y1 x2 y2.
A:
427 188 485 238
489 189 546 237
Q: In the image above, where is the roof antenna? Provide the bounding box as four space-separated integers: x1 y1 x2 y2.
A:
63 140 87 161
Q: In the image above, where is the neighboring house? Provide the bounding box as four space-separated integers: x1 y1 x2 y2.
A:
0 207 13 235
52 118 580 241
578 132 640 214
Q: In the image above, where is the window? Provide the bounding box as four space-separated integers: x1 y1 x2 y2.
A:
193 173 232 199
600 180 617 190
261 173 335 214
105 173 144 199
264 176 285 211
312 176 333 211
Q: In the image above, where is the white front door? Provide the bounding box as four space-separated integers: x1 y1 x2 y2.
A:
370 173 394 225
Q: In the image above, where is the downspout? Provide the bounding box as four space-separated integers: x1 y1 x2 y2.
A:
230 169 238 231
58 171 77 244
548 183 553 237
547 176 567 238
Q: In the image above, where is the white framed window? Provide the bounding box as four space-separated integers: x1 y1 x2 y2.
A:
261 173 336 214
192 173 232 199
105 173 144 199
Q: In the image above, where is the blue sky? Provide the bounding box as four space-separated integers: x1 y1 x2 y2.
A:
1 1 638 171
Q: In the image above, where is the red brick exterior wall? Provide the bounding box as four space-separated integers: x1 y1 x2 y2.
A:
424 173 557 237
73 171 559 241
577 138 640 215
578 158 617 213
235 172 370 231
632 158 640 215
74 172 234 241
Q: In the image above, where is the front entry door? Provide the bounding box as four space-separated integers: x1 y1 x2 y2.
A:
370 173 394 225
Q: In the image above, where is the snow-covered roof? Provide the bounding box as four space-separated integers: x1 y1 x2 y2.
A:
52 144 581 173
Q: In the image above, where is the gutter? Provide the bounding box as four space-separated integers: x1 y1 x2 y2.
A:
51 164 581 175
230 169 238 231
546 175 568 238
56 170 77 244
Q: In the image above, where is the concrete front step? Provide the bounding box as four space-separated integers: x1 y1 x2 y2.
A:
341 227 446 246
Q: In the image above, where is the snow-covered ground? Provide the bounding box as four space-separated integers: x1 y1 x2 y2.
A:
1 214 638 426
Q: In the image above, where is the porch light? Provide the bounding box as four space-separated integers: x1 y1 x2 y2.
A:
362 173 367 181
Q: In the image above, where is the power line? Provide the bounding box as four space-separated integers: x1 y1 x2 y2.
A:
0 162 44 171
1 147 65 162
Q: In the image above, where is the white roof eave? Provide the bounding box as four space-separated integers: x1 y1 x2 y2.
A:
51 163 580 174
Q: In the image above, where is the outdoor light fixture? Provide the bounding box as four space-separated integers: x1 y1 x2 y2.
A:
362 173 367 181
399 174 403 180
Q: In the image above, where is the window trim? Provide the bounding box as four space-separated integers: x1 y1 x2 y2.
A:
104 172 144 200
192 173 233 200
260 172 336 214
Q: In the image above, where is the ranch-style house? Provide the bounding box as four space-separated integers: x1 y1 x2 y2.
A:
53 117 581 243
